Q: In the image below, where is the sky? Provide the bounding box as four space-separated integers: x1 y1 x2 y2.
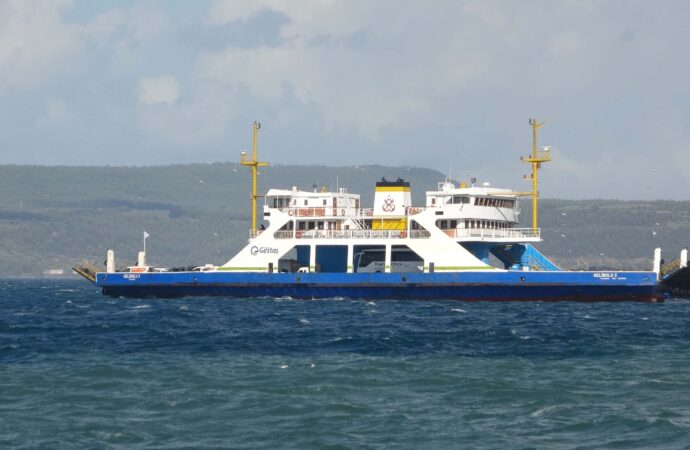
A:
1 0 689 199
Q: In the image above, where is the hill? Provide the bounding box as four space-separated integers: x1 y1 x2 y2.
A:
0 164 687 277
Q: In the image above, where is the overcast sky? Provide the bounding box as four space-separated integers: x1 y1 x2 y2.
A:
1 0 689 199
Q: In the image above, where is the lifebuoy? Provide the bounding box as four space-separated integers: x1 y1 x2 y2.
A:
288 209 294 216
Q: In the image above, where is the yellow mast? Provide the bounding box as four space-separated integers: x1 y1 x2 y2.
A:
520 119 550 232
240 121 269 232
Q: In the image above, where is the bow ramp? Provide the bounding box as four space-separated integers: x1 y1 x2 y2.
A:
660 249 690 298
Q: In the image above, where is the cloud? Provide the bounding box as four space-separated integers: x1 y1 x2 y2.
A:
2 1 690 199
37 97 81 129
187 8 289 51
138 76 180 106
0 0 82 93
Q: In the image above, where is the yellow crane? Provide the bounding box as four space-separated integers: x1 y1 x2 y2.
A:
520 118 551 232
240 121 269 233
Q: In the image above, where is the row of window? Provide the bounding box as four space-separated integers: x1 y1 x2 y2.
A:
436 219 513 230
429 196 515 208
450 196 471 204
270 197 360 208
464 219 513 229
296 221 340 231
473 197 515 208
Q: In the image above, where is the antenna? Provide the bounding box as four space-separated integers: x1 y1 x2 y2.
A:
240 121 269 233
520 118 551 231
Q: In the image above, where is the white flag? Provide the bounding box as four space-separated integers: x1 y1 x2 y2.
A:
144 231 150 239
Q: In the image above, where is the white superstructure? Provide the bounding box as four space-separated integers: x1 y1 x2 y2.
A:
220 177 543 274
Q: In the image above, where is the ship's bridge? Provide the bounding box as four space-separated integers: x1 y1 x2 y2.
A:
422 181 529 239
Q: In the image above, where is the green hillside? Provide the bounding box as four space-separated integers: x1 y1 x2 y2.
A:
0 164 687 277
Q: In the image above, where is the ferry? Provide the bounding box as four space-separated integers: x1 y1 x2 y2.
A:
75 120 683 301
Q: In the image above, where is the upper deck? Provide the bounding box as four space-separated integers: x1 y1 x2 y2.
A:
257 180 538 244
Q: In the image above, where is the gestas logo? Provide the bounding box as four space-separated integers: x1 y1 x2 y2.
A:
250 246 279 256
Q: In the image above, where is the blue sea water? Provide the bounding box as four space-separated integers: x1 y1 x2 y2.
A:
1 279 690 449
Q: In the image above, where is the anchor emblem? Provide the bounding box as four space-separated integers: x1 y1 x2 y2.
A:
382 195 396 212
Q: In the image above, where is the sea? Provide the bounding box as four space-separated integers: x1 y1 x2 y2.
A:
1 279 690 449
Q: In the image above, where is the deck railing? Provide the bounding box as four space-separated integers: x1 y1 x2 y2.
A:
271 229 432 240
277 207 374 218
267 228 537 240
274 206 430 218
449 227 540 239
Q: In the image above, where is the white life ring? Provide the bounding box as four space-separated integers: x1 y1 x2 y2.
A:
288 209 294 216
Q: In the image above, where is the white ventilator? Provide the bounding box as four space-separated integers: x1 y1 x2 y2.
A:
653 248 662 280
106 250 115 273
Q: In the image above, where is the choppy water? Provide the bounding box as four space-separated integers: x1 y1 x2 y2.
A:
1 279 690 449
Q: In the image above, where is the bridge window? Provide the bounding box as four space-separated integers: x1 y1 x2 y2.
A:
475 198 515 208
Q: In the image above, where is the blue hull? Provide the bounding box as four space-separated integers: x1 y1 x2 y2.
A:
96 270 662 302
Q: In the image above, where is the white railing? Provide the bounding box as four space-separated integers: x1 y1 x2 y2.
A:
270 229 430 240
295 230 406 239
449 227 540 239
273 207 427 218
277 207 372 218
263 227 536 240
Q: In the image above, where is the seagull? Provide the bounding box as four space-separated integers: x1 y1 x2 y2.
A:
232 168 238 173
199 180 205 184
561 212 567 216
652 231 657 236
